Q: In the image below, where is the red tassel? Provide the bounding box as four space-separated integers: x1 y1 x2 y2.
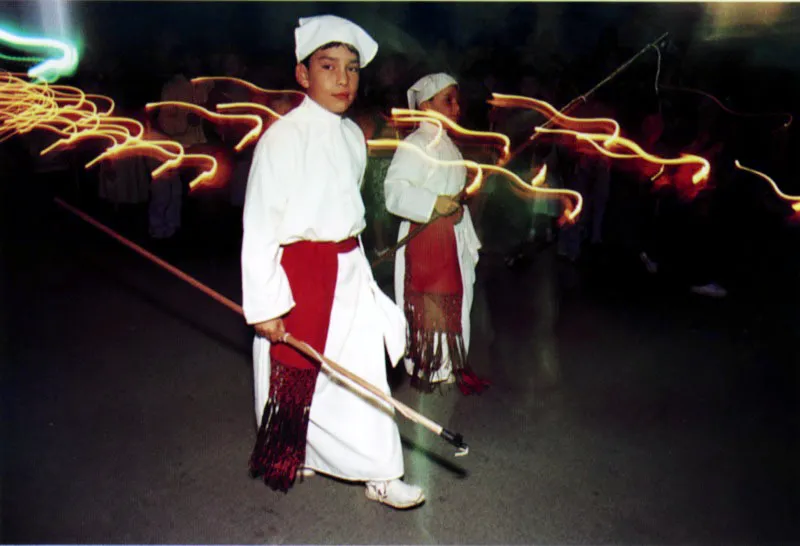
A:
249 362 318 492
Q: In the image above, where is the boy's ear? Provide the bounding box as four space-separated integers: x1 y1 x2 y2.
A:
295 63 310 90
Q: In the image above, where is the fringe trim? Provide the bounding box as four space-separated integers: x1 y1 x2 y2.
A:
405 291 464 392
407 328 468 391
405 292 490 395
249 362 318 492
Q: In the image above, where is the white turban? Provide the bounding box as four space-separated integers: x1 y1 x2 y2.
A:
294 15 378 68
407 73 458 110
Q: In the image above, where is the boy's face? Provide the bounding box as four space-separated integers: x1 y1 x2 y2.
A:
421 85 461 123
296 45 360 114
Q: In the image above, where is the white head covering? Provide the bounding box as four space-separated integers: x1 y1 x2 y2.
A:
407 73 458 109
294 15 378 68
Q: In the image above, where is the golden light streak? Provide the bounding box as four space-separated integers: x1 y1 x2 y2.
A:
481 162 584 223
0 72 277 189
734 160 800 213
359 102 581 223
1 75 133 147
84 93 115 116
390 107 511 163
368 137 485 191
191 76 305 100
145 100 262 152
1 72 198 181
390 113 446 149
489 93 621 149
368 137 582 223
85 139 182 169
217 101 283 122
651 164 665 182
488 92 709 186
536 126 710 185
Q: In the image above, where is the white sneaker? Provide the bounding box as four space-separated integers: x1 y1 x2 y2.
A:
690 282 727 298
365 479 425 509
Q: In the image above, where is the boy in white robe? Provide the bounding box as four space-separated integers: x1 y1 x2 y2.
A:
384 73 487 395
241 14 424 509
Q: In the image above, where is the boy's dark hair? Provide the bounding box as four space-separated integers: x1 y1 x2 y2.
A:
301 41 360 67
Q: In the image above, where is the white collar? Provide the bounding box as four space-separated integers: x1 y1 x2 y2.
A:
298 95 343 124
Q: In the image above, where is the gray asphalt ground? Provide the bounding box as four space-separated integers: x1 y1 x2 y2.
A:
3 163 799 544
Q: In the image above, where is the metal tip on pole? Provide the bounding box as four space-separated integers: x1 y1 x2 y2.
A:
441 428 469 457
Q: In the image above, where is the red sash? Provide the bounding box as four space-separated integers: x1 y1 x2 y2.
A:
270 237 359 370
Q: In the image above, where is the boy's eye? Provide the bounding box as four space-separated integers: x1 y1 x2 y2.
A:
348 66 360 73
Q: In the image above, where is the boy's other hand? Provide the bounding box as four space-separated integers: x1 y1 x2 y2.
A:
434 195 461 217
254 318 286 343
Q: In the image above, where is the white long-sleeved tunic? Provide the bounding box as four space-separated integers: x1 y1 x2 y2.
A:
384 122 481 382
241 96 406 481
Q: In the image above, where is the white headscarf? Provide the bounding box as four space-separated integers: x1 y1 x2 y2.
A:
406 73 458 110
294 15 378 68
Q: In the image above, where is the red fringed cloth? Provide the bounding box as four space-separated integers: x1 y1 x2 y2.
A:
249 237 359 492
404 214 489 395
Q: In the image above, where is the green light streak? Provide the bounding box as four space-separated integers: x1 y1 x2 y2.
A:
0 52 46 63
0 26 79 83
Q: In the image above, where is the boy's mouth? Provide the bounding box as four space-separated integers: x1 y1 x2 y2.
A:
333 92 350 101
